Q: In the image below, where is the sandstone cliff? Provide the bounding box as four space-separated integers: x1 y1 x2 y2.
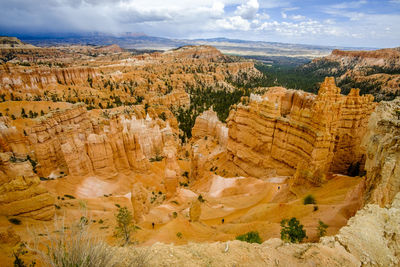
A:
363 97 400 206
0 152 54 220
25 104 181 178
226 77 376 184
303 47 400 101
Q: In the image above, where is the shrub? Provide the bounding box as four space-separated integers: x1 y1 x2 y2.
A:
159 112 167 121
8 218 21 225
236 231 262 244
198 194 205 203
64 194 76 199
280 217 307 243
303 194 316 205
317 220 328 238
149 155 164 162
114 207 135 246
28 216 115 267
176 232 183 239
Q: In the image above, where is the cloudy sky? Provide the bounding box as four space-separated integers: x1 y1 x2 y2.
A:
0 0 399 47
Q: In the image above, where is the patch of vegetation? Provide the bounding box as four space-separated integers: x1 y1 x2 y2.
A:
8 218 21 225
13 243 36 267
149 155 164 162
317 220 328 238
197 194 205 203
39 177 54 181
114 206 135 246
236 231 262 244
159 112 167 121
27 213 145 267
64 194 76 199
303 194 316 205
173 84 251 142
280 217 307 243
176 232 183 239
179 181 189 187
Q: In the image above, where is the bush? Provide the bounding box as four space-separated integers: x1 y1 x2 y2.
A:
303 194 316 205
236 231 262 244
8 218 21 225
280 217 307 243
317 220 328 238
28 215 148 267
28 216 115 267
64 194 76 199
114 207 135 246
197 194 205 203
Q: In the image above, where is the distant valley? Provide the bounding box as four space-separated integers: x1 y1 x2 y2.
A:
17 33 377 59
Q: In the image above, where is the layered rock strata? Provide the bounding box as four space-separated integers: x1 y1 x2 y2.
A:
227 77 376 183
363 97 400 206
0 153 54 220
25 104 180 178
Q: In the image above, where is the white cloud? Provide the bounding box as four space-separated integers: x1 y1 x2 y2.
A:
235 0 259 20
0 0 399 47
290 15 306 21
331 0 368 9
215 16 251 31
256 12 270 20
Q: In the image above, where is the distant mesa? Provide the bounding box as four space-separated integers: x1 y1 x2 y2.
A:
0 36 36 49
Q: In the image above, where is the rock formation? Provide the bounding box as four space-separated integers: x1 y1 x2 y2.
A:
226 77 376 184
192 109 228 147
25 104 181 178
0 153 54 220
363 97 400 206
131 182 150 223
303 47 400 101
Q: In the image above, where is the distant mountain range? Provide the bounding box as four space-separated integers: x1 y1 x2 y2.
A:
16 33 377 59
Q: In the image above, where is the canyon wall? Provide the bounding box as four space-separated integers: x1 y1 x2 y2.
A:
363 97 400 206
25 104 180 178
226 77 376 183
304 47 400 101
0 118 55 220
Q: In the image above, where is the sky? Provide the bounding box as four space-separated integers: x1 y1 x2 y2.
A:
0 0 399 47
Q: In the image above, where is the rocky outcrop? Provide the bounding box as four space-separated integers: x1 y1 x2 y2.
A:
130 182 150 223
363 97 400 206
227 77 376 183
0 153 54 220
192 109 228 146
